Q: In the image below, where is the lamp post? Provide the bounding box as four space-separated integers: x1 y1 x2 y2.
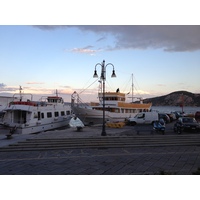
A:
93 60 116 136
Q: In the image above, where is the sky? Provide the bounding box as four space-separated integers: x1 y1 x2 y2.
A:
0 25 200 102
0 0 200 103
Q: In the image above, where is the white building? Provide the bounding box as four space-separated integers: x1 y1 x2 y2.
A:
0 96 14 111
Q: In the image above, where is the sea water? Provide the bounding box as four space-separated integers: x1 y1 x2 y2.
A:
151 106 200 114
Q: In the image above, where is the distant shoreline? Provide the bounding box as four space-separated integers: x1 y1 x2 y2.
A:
151 106 200 114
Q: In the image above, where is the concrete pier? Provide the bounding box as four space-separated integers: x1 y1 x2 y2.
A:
0 124 200 175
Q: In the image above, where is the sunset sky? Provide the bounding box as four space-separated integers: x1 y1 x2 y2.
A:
0 0 199 197
0 1 200 103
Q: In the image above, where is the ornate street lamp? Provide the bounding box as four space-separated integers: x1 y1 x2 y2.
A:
93 60 116 136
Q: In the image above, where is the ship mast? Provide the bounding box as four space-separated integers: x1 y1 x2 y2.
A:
131 73 134 103
127 74 134 103
55 89 58 97
19 85 23 101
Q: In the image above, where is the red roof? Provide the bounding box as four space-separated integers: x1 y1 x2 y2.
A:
47 96 62 99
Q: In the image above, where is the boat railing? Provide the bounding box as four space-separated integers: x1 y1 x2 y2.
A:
71 91 89 108
12 93 33 102
39 96 49 102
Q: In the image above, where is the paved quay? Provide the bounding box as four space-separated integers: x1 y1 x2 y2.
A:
0 124 200 175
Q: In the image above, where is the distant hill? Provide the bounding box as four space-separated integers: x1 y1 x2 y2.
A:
143 91 200 107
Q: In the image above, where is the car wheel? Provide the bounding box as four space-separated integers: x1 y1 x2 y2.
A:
130 121 136 126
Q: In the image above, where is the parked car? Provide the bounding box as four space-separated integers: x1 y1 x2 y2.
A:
195 111 200 122
127 112 159 126
158 113 170 123
171 111 183 119
174 117 200 134
166 113 176 122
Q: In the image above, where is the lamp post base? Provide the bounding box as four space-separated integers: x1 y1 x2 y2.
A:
101 131 106 136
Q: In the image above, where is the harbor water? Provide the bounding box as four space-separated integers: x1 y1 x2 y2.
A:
152 106 200 114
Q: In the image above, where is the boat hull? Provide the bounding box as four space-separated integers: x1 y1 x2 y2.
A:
72 106 137 125
10 117 71 134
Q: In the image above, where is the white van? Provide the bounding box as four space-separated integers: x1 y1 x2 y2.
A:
128 112 159 125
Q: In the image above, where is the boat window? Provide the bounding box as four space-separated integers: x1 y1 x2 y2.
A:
61 111 65 116
48 99 57 103
34 112 38 118
38 112 41 120
125 109 128 113
14 110 27 124
47 112 52 118
41 113 44 119
66 111 70 115
54 112 59 117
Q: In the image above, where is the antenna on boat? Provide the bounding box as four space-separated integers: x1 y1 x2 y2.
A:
127 74 134 102
131 73 134 103
55 89 58 97
19 85 23 101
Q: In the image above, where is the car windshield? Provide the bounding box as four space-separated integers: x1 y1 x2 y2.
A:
182 118 196 123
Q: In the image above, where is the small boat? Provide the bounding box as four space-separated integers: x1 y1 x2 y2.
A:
1 87 72 134
71 74 152 125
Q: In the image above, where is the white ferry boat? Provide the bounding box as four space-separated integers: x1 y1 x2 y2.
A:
71 90 152 125
1 87 72 134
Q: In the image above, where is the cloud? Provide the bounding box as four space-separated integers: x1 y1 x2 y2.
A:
33 25 69 30
23 86 73 95
26 82 45 85
0 84 73 97
96 37 106 42
60 85 71 89
157 84 166 87
78 25 200 52
68 45 101 55
0 83 6 88
34 25 200 52
134 90 150 95
0 86 18 92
